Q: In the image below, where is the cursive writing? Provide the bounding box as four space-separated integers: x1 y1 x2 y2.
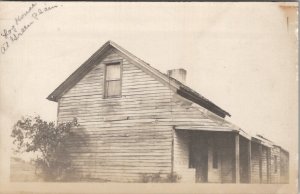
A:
15 3 37 26
0 3 61 55
9 21 34 42
32 4 59 20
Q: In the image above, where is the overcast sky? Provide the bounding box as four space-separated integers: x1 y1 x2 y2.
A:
0 2 298 182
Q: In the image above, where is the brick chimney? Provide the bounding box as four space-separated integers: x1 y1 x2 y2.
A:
167 68 187 84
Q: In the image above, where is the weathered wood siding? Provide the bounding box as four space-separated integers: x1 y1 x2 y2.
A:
173 130 195 182
58 49 174 182
270 146 281 183
251 142 261 183
261 146 268 183
280 149 289 183
171 96 237 183
57 46 257 183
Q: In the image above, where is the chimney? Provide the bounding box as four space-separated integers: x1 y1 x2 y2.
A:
167 68 187 84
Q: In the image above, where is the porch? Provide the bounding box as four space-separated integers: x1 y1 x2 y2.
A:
172 126 273 183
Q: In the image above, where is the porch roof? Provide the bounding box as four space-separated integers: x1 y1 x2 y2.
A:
252 135 275 148
174 125 251 140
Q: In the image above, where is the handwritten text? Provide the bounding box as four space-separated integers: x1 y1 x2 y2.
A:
0 3 61 55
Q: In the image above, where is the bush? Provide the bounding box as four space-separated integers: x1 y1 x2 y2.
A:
11 115 79 181
141 172 181 183
167 172 182 183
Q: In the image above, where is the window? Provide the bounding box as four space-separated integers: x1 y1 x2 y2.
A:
213 144 218 169
104 63 122 98
274 156 278 173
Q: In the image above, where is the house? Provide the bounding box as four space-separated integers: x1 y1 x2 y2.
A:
47 40 289 183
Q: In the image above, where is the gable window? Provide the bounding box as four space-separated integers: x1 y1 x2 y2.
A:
104 62 122 98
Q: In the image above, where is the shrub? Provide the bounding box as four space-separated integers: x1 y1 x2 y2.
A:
167 172 182 183
11 115 79 181
141 172 181 183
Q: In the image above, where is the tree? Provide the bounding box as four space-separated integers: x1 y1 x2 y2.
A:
11 115 79 181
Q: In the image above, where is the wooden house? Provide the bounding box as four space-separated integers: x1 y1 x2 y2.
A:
47 41 289 183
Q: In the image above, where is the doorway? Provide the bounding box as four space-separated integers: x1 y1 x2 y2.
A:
189 135 208 183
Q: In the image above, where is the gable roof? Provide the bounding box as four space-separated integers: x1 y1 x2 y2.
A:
47 40 231 118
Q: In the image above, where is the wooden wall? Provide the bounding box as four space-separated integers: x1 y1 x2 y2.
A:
251 142 261 183
280 149 289 183
56 46 289 183
173 130 195 182
261 146 268 184
270 146 281 183
58 49 174 182
177 131 235 183
57 46 237 182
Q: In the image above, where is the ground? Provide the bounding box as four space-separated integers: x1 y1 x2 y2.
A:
10 157 41 182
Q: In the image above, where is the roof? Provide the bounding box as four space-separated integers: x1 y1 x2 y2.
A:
255 135 289 153
46 40 288 153
174 125 251 140
252 135 274 148
47 40 231 118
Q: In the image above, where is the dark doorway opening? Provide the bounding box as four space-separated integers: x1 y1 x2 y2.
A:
239 136 250 183
189 133 208 183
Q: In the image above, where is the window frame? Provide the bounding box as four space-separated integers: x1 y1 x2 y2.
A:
103 60 123 99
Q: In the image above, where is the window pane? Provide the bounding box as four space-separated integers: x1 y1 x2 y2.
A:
106 64 120 80
106 80 121 97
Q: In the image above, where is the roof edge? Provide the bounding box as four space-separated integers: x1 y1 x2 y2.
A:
47 41 113 102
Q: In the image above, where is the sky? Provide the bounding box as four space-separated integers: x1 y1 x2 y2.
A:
0 2 298 183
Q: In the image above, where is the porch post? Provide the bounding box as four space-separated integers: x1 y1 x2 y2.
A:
235 133 240 183
248 140 252 183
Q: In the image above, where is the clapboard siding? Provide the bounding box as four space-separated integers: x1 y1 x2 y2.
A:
280 150 289 183
173 130 195 182
58 47 228 182
261 147 268 183
58 49 174 182
251 142 261 183
270 146 281 183
52 42 290 183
